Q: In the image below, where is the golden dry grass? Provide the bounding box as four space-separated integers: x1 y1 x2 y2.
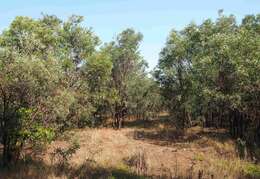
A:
1 119 259 179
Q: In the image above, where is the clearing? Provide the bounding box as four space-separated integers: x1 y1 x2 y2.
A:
1 118 257 179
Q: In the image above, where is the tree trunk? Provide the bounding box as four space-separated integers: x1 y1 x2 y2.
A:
2 134 12 167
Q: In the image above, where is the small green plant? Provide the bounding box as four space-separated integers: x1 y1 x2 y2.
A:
243 163 260 178
193 153 204 161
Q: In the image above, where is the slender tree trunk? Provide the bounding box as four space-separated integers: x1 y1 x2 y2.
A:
229 110 233 136
118 117 122 129
2 134 12 167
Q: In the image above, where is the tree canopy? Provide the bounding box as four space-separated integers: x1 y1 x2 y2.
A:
0 12 259 166
156 13 260 147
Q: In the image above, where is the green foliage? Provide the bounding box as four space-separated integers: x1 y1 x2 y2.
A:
0 14 163 166
243 163 260 178
156 12 260 142
0 14 98 165
193 154 204 162
18 108 54 143
94 28 161 128
2 11 259 168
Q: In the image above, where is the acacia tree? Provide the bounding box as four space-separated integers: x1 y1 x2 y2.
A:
56 15 99 129
155 30 193 130
190 13 260 142
156 12 260 147
0 15 99 165
0 50 60 166
104 29 145 129
80 51 113 126
128 75 163 121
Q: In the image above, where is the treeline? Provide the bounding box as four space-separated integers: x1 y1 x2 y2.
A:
0 15 162 166
155 12 260 156
0 12 260 166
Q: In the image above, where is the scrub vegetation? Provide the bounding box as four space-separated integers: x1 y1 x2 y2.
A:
0 12 260 178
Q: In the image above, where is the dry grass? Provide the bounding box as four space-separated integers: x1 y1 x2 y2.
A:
1 119 260 178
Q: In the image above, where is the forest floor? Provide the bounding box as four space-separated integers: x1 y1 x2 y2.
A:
1 117 260 179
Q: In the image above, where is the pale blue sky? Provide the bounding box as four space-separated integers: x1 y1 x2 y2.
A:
0 0 259 69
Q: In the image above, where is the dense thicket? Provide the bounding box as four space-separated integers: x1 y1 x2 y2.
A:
155 12 260 155
0 15 161 166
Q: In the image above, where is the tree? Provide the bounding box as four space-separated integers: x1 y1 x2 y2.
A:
0 50 60 165
81 51 113 126
0 14 99 165
104 29 145 129
156 12 260 147
155 30 193 129
128 74 163 121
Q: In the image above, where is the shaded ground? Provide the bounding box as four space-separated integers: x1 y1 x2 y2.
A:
0 117 254 179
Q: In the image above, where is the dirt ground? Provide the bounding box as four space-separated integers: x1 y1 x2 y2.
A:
0 118 251 179
45 119 242 178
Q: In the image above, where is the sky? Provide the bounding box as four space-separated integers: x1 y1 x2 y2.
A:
0 0 259 69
